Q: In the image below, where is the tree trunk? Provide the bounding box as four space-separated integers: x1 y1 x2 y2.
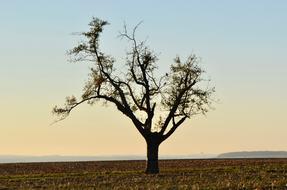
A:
145 140 160 174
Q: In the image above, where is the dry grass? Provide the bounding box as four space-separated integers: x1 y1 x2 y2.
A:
0 159 287 189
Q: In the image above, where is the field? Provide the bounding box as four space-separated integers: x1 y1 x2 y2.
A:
0 159 287 189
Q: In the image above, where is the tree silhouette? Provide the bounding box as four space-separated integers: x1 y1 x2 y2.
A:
53 18 215 174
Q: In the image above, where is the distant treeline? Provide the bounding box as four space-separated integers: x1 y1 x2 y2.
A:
217 151 287 158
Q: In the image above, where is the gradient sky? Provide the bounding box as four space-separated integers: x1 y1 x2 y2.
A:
0 0 286 156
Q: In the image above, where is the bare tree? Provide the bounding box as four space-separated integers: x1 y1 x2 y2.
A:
53 18 215 174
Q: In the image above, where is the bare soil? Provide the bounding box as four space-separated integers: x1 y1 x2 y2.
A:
0 159 287 189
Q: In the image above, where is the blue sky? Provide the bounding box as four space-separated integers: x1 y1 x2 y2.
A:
0 1 286 155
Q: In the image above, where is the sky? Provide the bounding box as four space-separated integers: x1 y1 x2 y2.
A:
0 0 286 156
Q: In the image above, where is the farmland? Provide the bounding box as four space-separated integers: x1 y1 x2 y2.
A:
0 159 287 189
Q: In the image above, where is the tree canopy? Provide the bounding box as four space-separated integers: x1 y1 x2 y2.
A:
53 18 214 173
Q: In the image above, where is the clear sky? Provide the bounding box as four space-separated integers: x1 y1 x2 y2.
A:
0 0 286 156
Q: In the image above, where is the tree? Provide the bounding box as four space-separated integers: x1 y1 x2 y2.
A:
53 18 215 174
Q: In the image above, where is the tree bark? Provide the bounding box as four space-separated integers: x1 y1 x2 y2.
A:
145 140 160 174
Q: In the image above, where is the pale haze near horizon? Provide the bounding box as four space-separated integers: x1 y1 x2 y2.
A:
0 1 286 156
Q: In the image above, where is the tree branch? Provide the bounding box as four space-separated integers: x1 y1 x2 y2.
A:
160 79 197 135
120 81 148 112
162 116 187 141
119 24 152 115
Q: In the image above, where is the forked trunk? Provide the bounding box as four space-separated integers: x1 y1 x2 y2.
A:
145 140 160 174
